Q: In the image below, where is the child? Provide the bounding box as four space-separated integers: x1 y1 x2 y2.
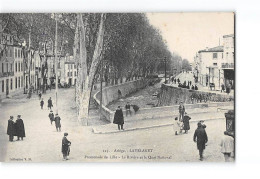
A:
173 117 183 135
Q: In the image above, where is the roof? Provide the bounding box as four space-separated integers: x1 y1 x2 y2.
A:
198 46 223 53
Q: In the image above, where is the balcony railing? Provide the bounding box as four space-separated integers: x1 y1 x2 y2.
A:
221 63 234 69
0 71 15 77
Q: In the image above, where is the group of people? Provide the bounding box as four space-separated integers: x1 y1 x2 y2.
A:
178 80 198 91
113 102 140 130
173 102 234 161
7 115 25 142
40 97 53 110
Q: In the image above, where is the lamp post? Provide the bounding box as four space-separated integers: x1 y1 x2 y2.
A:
164 56 167 84
54 14 59 114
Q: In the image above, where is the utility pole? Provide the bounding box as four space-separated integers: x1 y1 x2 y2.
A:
100 58 103 120
54 14 59 114
164 56 167 84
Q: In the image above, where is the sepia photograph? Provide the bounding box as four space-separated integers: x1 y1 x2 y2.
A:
0 12 235 162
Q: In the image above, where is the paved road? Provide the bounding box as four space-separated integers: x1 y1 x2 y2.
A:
0 87 229 162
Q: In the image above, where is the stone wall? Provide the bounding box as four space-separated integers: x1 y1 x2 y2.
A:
93 78 152 122
158 84 234 106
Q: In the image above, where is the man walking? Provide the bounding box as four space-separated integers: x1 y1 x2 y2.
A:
48 110 54 125
220 131 234 162
15 115 25 141
183 112 191 134
193 122 208 161
178 102 185 121
54 113 61 132
40 98 44 109
62 132 71 160
113 106 124 130
48 97 53 110
7 116 15 142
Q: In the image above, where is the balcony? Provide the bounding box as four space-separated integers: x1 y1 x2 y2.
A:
221 63 234 69
0 71 15 77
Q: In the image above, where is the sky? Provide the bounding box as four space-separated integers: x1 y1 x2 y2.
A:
146 12 234 62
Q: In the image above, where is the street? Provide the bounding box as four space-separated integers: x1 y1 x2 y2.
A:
0 87 229 162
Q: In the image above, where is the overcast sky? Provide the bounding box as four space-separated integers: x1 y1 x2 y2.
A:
146 12 234 62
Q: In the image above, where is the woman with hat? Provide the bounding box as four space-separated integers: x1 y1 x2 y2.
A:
62 132 71 160
183 112 191 134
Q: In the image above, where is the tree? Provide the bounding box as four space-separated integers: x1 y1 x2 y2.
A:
181 59 192 71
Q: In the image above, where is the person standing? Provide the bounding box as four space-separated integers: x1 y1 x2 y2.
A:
113 106 124 130
62 132 71 160
54 114 61 132
173 117 181 135
178 102 185 121
220 131 234 162
48 97 53 110
125 102 132 117
48 110 54 125
15 115 25 141
183 112 191 134
221 84 225 93
7 116 16 142
40 98 44 109
38 91 42 100
193 122 208 161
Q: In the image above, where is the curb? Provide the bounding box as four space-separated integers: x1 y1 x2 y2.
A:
92 117 225 134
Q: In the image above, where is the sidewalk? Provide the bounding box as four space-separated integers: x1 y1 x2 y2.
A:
92 110 228 134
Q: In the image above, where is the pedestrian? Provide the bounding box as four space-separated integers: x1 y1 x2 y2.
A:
221 84 225 93
131 104 140 114
7 116 16 142
15 115 25 141
220 131 234 162
48 97 53 110
38 91 42 100
113 106 124 130
195 85 198 90
178 102 185 122
193 122 208 161
62 132 71 160
173 117 180 135
54 113 61 132
183 112 191 133
125 102 132 116
48 110 54 125
40 98 44 109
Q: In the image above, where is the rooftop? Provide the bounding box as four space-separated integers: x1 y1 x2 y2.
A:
198 46 224 53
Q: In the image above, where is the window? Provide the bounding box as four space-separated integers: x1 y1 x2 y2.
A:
21 63 23 71
6 63 8 73
10 79 13 90
15 62 17 72
70 72 72 76
18 49 20 58
10 64 13 72
74 71 76 76
21 78 23 87
74 64 76 68
213 63 217 66
2 81 4 92
213 53 218 59
18 62 20 72
15 77 17 89
15 49 17 58
18 77 20 88
67 72 70 77
2 63 4 73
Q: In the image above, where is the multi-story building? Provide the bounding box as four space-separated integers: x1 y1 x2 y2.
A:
195 34 234 90
58 55 77 86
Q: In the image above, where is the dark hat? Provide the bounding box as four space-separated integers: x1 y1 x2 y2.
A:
10 116 14 119
64 132 68 136
17 115 21 117
55 113 58 115
50 110 53 112
175 117 178 120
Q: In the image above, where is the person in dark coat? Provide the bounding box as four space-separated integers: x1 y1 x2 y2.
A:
48 97 53 110
195 85 198 90
178 102 185 121
15 115 25 141
48 110 54 125
193 122 208 161
7 116 16 142
183 112 191 133
132 104 140 114
40 98 44 109
38 92 42 100
113 106 124 130
62 132 71 160
54 113 61 132
125 102 132 116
